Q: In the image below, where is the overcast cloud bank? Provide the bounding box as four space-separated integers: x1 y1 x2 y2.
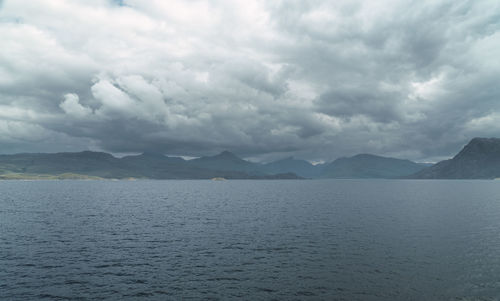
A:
0 0 499 162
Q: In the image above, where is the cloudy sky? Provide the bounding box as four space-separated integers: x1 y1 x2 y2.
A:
0 0 499 162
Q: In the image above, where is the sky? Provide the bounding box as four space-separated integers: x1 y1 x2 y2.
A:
0 0 499 162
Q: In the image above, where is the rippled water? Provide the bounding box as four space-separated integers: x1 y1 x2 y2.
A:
1 180 500 300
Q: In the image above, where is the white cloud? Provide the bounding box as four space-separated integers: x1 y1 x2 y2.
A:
60 93 92 118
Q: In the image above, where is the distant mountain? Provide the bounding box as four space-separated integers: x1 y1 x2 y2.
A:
411 137 500 179
263 157 321 178
0 150 302 180
0 151 132 178
320 153 425 179
188 151 263 174
418 163 435 168
1 148 454 180
121 152 185 166
120 152 193 179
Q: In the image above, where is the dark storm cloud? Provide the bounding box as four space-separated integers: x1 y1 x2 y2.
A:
0 0 499 162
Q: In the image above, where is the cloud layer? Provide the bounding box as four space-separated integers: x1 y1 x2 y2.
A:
1 0 499 162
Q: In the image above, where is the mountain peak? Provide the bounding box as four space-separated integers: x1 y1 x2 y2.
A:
466 137 500 147
263 156 318 178
412 137 500 179
351 153 379 159
469 137 500 143
466 137 500 149
216 150 239 159
455 137 500 159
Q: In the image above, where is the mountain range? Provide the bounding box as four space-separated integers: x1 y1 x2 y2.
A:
1 137 499 180
0 150 425 180
0 151 299 180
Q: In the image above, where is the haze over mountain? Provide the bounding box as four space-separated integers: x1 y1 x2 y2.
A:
411 138 500 179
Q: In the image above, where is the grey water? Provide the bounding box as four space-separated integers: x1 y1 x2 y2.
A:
1 180 500 300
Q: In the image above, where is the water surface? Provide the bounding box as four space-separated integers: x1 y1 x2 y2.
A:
1 180 500 300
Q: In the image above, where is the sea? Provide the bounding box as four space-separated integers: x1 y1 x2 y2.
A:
1 179 500 300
